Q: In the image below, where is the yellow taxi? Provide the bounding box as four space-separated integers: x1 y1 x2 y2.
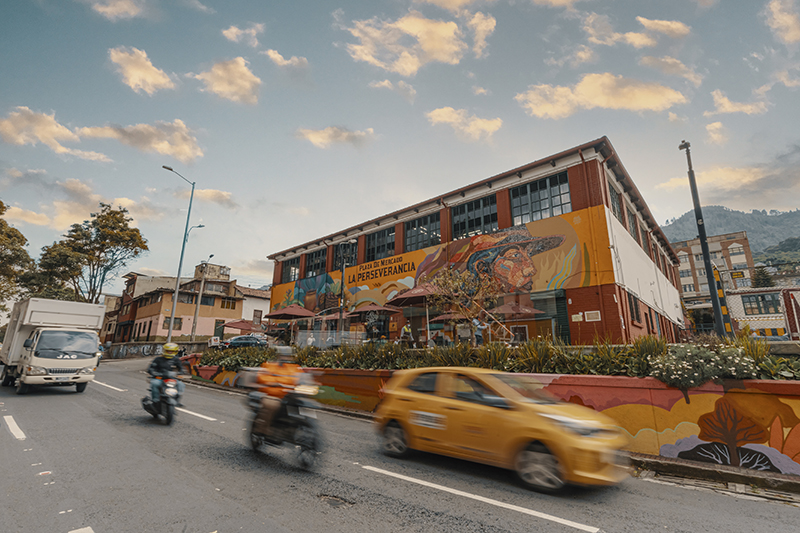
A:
374 367 630 492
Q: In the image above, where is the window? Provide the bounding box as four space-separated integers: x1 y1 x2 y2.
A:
732 263 748 270
405 213 441 252
699 283 709 292
452 374 496 404
205 282 225 293
122 304 131 315
162 317 182 330
178 293 195 304
682 284 695 292
729 245 745 256
253 310 262 324
742 293 781 315
695 254 703 262
220 297 237 310
679 269 691 278
452 195 498 240
679 254 689 264
282 257 300 284
737 278 752 288
201 295 215 306
407 372 438 394
305 248 327 278
627 292 642 322
697 268 706 277
365 227 395 262
334 241 359 268
510 171 571 225
608 186 623 223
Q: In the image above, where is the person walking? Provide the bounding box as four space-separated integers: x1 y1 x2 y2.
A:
473 317 487 346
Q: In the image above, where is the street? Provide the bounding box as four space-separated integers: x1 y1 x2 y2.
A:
1 360 798 533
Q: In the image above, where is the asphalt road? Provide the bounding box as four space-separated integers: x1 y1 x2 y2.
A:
1 359 798 533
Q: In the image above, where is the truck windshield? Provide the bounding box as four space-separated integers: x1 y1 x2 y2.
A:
35 331 99 359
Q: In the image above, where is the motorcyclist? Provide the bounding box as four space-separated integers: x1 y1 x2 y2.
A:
148 343 187 406
254 347 305 431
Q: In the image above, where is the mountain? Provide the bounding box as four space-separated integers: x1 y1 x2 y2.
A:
660 206 800 253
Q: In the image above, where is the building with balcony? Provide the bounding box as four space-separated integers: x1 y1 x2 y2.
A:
267 137 683 345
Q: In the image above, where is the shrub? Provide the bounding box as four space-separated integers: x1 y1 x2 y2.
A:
512 337 552 373
475 342 513 371
200 346 275 372
649 344 718 389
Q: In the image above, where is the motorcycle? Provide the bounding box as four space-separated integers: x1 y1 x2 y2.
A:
241 368 322 469
141 370 181 425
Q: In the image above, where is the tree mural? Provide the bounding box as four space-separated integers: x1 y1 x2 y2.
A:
696 397 767 467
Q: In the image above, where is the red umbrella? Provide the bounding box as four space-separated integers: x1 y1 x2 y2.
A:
489 302 544 317
348 303 401 314
223 319 265 332
385 284 435 307
264 303 316 320
430 312 469 322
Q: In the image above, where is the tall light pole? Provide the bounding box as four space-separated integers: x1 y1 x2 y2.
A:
191 254 214 341
337 239 357 345
163 165 196 343
678 141 726 337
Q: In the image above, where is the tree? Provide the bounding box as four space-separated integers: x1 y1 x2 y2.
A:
0 200 33 311
752 266 775 288
426 268 503 346
40 203 148 303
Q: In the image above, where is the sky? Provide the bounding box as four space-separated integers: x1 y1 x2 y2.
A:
2 0 799 295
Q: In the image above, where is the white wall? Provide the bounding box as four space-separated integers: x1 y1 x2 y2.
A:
605 208 684 326
242 295 270 323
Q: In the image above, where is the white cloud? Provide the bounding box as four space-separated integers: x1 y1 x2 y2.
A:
705 121 728 145
183 0 214 13
4 206 50 226
668 112 687 123
413 0 479 12
764 0 800 44
640 56 703 87
236 258 273 277
340 10 467 77
635 16 691 38
545 44 596 68
472 85 489 95
77 118 203 163
532 0 582 6
87 0 144 21
583 13 656 49
222 23 265 48
262 49 309 69
467 12 496 58
657 166 765 191
5 168 24 178
137 267 170 276
175 188 238 209
515 73 686 119
0 106 110 161
192 57 261 104
426 107 502 141
295 126 376 148
368 80 417 102
703 89 769 116
109 46 175 95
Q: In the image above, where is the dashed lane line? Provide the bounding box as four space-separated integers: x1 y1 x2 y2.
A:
68 528 94 533
3 415 27 440
362 465 602 533
176 407 217 421
91 380 127 392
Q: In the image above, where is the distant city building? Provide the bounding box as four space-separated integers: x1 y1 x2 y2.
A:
726 287 800 340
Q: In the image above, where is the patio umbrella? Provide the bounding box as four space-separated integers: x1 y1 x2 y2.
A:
348 303 401 315
222 319 264 333
430 312 469 322
264 303 316 320
386 284 436 343
489 302 544 317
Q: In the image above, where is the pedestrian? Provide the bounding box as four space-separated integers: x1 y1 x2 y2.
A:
306 332 315 348
473 317 487 346
400 323 413 346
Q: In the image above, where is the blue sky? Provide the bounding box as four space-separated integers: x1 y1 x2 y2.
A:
2 0 799 294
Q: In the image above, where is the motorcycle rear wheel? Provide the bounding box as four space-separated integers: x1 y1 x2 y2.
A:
295 419 320 469
163 402 174 425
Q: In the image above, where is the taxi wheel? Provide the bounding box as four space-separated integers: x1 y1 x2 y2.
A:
383 421 410 458
514 442 565 493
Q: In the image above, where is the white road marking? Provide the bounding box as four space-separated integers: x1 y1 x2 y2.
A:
176 407 217 421
362 465 601 533
4 415 27 440
38 471 51 476
59 509 73 514
69 528 94 533
91 380 127 392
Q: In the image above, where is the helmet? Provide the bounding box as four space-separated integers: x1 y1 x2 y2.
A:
162 343 180 359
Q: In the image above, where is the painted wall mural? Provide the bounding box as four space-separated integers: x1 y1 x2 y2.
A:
269 206 614 313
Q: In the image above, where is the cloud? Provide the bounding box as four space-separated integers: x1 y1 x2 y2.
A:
182 0 214 13
3 206 50 226
531 0 582 6
705 121 728 145
109 46 175 95
545 44 596 68
77 118 203 163
657 166 766 191
764 0 800 44
515 72 686 119
86 0 144 21
413 0 478 12
0 106 110 161
368 79 417 102
137 267 170 276
175 188 238 208
426 107 502 141
668 112 687 123
467 12 496 58
635 16 691 38
262 49 309 69
640 56 703 86
5 168 24 178
295 126 376 148
236 258 273 276
222 23 265 48
755 67 800 95
339 10 467 77
583 13 656 49
703 89 769 116
472 85 489 95
192 57 261 104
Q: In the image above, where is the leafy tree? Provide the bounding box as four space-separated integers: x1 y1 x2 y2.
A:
39 203 148 303
751 266 776 288
0 200 33 310
426 268 502 346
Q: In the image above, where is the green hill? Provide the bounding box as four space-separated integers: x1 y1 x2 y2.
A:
661 206 800 253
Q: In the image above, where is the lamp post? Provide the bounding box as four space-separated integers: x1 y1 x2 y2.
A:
678 141 726 337
337 239 357 345
191 254 214 341
163 165 196 343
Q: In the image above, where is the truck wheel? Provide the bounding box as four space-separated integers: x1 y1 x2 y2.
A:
16 379 29 395
1 366 13 387
76 382 87 393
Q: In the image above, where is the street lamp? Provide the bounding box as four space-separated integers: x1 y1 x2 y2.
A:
163 165 196 343
678 141 726 338
338 239 357 345
191 254 214 341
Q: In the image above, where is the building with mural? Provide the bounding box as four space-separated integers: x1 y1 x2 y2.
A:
267 137 683 345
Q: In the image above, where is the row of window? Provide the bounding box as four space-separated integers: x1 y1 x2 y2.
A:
176 293 237 309
742 293 781 315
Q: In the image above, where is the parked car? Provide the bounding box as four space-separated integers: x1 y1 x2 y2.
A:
221 335 267 349
374 367 630 493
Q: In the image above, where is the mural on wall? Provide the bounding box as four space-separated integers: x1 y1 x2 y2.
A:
269 206 614 313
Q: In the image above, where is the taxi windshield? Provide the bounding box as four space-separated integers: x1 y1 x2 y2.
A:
491 374 557 404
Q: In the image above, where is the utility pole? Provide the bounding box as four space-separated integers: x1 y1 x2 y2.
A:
191 254 213 341
679 141 726 337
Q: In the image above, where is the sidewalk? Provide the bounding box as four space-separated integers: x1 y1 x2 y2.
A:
180 374 800 497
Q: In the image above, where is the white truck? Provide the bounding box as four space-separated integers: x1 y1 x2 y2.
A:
0 298 105 394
